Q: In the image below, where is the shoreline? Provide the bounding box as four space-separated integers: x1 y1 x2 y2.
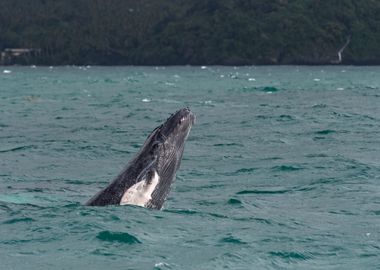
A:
2 63 380 67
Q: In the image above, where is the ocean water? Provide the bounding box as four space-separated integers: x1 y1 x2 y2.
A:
0 66 379 269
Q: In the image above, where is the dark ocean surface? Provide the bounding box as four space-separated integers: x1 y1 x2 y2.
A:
1 66 379 269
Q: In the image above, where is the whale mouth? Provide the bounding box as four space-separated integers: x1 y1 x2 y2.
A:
185 110 196 126
179 107 196 125
158 107 195 140
178 112 195 132
169 107 195 126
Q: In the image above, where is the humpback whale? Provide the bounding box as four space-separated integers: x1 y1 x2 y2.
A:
86 107 195 209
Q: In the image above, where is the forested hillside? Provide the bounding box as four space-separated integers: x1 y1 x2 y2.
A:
1 0 379 65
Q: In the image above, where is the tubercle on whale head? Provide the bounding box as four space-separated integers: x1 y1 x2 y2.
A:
144 107 195 172
136 107 195 161
159 107 195 140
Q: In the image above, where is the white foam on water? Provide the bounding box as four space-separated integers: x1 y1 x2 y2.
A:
248 78 256 81
154 262 170 268
201 66 207 69
142 98 151 102
313 78 320 81
3 70 11 74
336 87 345 91
159 98 180 104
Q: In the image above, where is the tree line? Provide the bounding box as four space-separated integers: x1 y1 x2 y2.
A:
0 0 379 65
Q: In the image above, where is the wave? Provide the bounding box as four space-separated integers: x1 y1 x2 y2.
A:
2 217 35 224
227 198 242 205
271 165 304 172
0 145 35 153
236 189 291 195
269 251 312 261
96 231 141 244
219 235 247 245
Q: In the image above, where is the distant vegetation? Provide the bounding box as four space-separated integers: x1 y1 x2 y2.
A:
1 0 380 65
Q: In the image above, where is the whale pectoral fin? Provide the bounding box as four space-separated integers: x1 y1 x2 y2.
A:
120 170 160 207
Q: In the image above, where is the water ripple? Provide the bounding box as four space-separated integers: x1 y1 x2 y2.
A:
96 231 141 244
269 251 312 261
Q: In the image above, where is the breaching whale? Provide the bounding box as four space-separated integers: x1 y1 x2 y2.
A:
85 107 195 209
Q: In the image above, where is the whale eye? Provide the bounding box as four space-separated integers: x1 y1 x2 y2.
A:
152 141 160 150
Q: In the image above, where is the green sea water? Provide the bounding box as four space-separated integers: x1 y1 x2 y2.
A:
0 66 379 269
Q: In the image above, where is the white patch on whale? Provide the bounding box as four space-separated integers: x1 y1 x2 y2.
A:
120 171 159 207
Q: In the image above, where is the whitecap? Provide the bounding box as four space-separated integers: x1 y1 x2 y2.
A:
201 66 207 69
248 78 256 81
313 78 320 81
3 70 11 74
336 87 344 91
142 98 151 102
154 262 170 268
159 99 180 104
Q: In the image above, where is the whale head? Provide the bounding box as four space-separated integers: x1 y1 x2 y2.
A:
121 107 195 209
144 107 195 169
